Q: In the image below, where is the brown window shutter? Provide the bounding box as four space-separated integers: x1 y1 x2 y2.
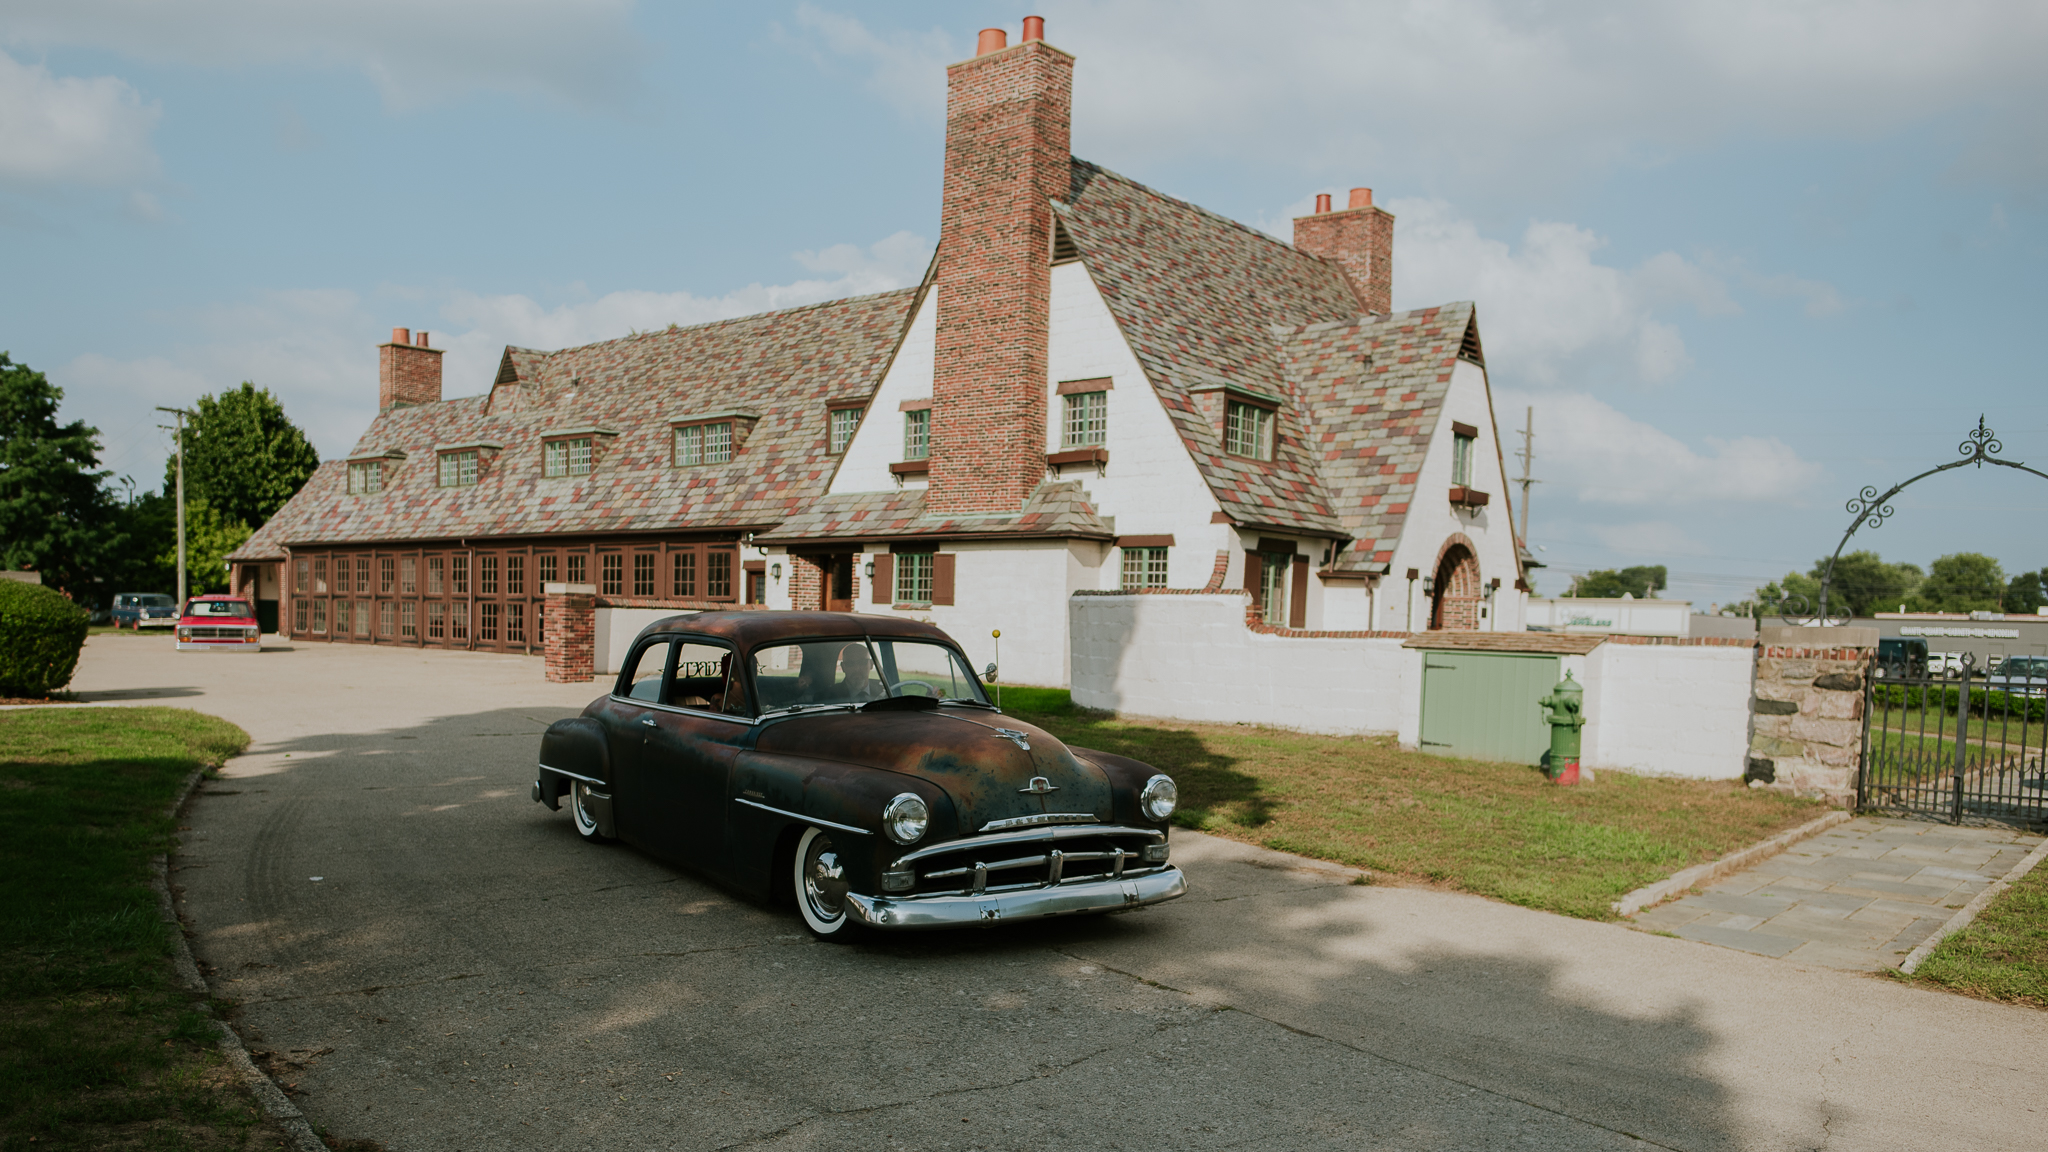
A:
1289 556 1309 628
933 554 956 606
871 554 893 603
1243 549 1262 609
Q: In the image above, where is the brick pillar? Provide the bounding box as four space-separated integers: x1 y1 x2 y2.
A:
1292 188 1394 316
928 34 1074 515
544 582 597 683
789 556 824 612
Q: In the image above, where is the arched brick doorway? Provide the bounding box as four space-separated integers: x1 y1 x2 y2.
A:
1430 538 1482 631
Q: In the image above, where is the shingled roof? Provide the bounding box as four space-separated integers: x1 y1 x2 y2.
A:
232 288 918 560
1059 159 1360 537
759 480 1113 544
1275 302 1485 574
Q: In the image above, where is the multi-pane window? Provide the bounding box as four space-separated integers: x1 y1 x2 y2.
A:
506 603 525 645
633 553 654 597
438 450 479 487
427 557 444 596
1063 391 1107 448
707 551 732 599
1260 552 1291 626
903 409 930 460
355 602 371 636
380 557 395 594
311 599 328 634
452 554 469 596
567 554 586 585
356 557 370 594
506 555 524 596
601 554 623 596
293 598 308 632
480 602 499 642
401 556 417 595
1225 401 1274 461
313 558 328 595
673 551 696 597
543 437 593 478
400 601 417 638
335 599 351 636
295 560 309 593
539 554 558 586
895 552 934 604
1122 547 1169 590
673 422 733 466
479 554 498 596
1452 432 1475 486
451 601 468 641
347 461 382 494
379 601 395 637
427 602 445 639
829 406 861 455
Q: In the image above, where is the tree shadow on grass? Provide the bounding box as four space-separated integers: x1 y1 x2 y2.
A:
1012 705 1277 828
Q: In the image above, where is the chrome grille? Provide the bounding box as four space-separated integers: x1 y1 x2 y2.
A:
890 827 1168 897
186 626 256 640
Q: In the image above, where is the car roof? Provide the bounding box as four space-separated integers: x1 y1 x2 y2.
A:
643 610 957 650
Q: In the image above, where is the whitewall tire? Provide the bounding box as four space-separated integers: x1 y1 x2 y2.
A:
794 826 864 942
570 781 613 844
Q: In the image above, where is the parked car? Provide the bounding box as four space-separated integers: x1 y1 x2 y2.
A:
175 595 262 651
1873 637 1928 679
533 611 1186 941
1985 655 2048 697
111 592 178 629
1928 652 1965 679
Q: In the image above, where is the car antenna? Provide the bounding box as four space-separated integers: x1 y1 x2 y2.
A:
991 629 1001 710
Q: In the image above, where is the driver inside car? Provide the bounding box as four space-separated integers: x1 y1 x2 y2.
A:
834 642 884 703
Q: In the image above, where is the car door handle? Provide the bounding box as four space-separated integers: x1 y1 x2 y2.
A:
639 717 659 728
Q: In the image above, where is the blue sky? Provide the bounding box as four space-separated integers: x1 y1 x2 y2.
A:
5 1 2044 608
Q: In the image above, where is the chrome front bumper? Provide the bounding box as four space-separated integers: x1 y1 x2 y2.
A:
844 865 1186 930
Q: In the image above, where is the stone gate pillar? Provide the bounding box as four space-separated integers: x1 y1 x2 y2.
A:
1747 625 1879 806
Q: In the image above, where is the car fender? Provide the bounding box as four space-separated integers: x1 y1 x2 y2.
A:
536 717 610 825
1068 745 1174 830
728 752 958 897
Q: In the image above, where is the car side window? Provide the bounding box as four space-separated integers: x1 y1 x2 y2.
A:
619 638 674 702
672 641 747 716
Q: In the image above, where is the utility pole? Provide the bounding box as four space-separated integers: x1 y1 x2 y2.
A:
1514 405 1539 548
156 406 192 606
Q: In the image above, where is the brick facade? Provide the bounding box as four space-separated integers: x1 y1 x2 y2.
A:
379 328 444 411
928 38 1074 514
1292 192 1395 316
788 554 825 612
543 583 596 683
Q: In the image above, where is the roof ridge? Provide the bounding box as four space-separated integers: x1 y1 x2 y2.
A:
1271 300 1476 336
1066 157 1336 272
536 285 921 359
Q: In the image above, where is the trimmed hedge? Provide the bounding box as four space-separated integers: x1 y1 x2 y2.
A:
1872 682 2048 724
0 580 90 696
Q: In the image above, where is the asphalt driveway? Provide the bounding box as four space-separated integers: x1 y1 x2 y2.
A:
62 633 2048 1151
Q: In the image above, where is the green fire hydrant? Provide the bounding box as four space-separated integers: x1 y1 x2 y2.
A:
1538 671 1586 785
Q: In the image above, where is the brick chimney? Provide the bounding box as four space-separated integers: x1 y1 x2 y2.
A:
1294 187 1394 316
379 326 444 410
927 18 1073 515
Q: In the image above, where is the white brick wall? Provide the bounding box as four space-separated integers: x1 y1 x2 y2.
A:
1581 643 1753 779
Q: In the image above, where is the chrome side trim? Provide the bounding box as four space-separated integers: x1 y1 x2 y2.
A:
537 762 605 786
981 811 1098 832
888 823 1162 869
733 797 872 836
845 866 1187 930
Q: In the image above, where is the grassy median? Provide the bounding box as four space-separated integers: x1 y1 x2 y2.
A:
0 706 283 1150
1905 858 2048 1008
1001 687 1823 920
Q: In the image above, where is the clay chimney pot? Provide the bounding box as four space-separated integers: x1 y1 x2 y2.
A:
1022 16 1044 41
392 327 410 345
415 331 429 347
1348 187 1373 209
1315 193 1332 214
976 28 1007 55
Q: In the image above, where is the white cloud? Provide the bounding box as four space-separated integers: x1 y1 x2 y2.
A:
801 2 2048 189
3 0 642 111
1748 271 1847 318
0 49 160 188
780 4 956 120
1496 389 1822 507
55 233 933 487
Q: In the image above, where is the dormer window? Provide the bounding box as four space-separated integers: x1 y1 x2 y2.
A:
1225 400 1274 461
674 421 732 466
347 460 383 494
438 450 479 487
544 437 592 478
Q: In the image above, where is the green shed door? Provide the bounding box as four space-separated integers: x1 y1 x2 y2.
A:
1418 651 1560 764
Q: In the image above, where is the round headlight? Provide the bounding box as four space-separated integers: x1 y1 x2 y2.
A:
1140 774 1178 822
883 792 929 845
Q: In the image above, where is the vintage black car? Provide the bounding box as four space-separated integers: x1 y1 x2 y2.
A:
533 611 1186 939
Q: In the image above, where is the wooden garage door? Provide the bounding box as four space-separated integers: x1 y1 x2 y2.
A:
1418 651 1559 765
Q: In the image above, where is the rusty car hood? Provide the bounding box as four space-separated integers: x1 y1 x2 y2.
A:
753 707 1112 832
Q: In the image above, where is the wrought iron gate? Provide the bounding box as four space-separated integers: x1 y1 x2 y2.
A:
1860 655 2048 827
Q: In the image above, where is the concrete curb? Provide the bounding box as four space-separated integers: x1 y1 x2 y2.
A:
1613 809 1853 917
153 767 328 1152
1897 835 2048 975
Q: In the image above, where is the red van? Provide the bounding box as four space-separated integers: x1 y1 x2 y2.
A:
176 594 262 652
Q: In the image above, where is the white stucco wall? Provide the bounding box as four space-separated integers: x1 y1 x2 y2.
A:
828 289 936 495
1580 643 1754 779
594 606 698 675
845 540 1094 688
1070 593 1421 737
1380 358 1525 633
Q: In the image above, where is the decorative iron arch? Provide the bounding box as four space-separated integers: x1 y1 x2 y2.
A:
1790 418 2048 623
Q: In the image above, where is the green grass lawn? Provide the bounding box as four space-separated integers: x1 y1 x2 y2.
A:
1905 857 2048 1008
0 706 284 1150
1002 688 1825 920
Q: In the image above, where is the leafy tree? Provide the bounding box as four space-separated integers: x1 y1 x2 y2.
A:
2007 569 2046 615
158 496 251 596
0 353 120 597
165 383 319 530
1566 565 1667 598
1911 552 2005 613
1808 550 1921 617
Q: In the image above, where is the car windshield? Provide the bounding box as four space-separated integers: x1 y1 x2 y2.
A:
751 638 990 713
187 600 252 617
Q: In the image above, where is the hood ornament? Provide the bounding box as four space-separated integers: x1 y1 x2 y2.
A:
1020 776 1058 795
993 728 1032 751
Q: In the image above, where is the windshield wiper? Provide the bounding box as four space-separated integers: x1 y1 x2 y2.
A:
937 699 998 710
759 702 859 718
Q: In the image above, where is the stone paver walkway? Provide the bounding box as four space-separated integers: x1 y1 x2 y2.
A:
1634 815 2043 971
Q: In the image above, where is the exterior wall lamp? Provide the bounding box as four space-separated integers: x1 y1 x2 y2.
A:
770 563 782 581
863 560 875 578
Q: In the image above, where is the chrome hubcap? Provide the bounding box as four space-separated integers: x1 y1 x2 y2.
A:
803 836 847 918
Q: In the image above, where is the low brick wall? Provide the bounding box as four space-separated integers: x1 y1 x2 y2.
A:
1746 625 1877 805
